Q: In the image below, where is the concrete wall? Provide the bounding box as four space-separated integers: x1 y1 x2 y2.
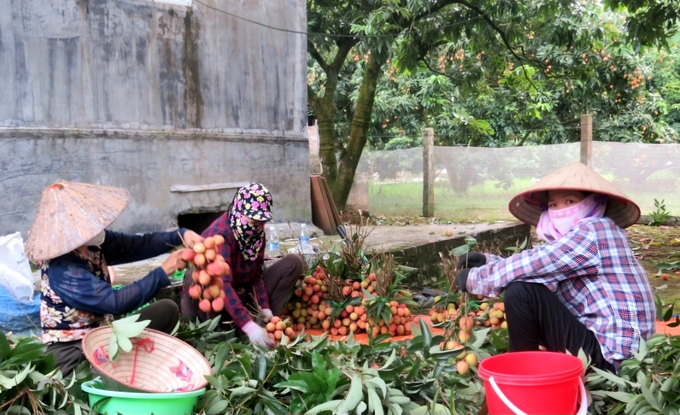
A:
0 0 309 236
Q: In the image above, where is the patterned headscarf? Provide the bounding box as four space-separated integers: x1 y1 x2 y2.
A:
228 183 273 261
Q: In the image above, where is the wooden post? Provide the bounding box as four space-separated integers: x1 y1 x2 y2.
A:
580 114 592 167
423 128 435 217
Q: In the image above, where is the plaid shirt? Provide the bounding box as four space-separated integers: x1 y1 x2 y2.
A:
202 214 269 329
467 217 655 366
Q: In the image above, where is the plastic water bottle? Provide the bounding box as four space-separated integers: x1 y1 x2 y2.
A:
299 223 310 246
298 223 315 262
266 225 280 254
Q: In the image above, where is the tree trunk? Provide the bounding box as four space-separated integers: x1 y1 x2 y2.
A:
309 39 356 197
311 80 340 187
332 52 384 209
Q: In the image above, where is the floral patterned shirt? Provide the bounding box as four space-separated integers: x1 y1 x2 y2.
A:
40 229 184 344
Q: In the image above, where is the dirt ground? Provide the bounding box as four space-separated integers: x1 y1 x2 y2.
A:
626 224 680 306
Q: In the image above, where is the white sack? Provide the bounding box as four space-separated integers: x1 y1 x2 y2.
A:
0 232 35 301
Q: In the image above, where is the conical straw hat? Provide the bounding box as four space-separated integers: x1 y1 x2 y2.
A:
82 326 211 393
25 181 130 261
508 162 640 229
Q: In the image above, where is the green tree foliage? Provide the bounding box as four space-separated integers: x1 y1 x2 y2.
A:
307 0 680 209
372 4 680 148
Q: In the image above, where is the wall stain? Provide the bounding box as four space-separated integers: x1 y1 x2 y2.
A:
47 38 57 123
77 0 89 17
13 39 27 122
182 9 202 128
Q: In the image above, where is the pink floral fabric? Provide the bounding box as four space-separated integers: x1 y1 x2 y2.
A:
228 183 273 261
536 193 607 242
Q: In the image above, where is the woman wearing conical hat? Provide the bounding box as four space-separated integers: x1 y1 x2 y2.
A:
25 181 204 377
455 162 655 372
180 183 304 349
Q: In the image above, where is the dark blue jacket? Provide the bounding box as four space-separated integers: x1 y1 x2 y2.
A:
41 229 185 343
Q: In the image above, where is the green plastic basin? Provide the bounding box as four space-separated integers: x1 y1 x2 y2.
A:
82 379 205 415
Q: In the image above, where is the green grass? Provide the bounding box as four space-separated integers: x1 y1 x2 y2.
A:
368 179 680 222
369 179 532 221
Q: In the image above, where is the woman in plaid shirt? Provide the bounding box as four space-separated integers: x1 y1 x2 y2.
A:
181 183 303 349
455 162 655 372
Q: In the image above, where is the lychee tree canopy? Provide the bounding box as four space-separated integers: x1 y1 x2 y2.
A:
307 0 680 209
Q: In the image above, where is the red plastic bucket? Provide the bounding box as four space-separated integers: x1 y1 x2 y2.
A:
478 351 587 415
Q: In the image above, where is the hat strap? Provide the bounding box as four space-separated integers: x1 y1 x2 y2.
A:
129 337 155 386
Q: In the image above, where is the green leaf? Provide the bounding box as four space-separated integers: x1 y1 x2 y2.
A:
230 386 257 397
590 391 633 402
117 335 133 353
471 327 491 349
3 339 46 364
206 398 229 414
239 353 252 377
489 329 509 352
111 318 151 339
304 399 342 415
418 318 432 351
367 385 384 415
204 375 222 390
312 351 325 379
254 354 267 382
366 376 387 398
288 372 326 394
336 373 363 413
326 367 342 393
409 403 448 415
450 244 471 257
108 333 119 361
387 390 411 406
428 345 465 361
642 387 661 411
379 349 397 370
211 343 231 373
289 397 306 415
6 405 31 415
663 305 675 322
0 332 12 361
0 365 33 389
388 403 404 415
405 359 422 381
206 315 221 331
590 366 628 387
632 337 647 361
274 378 312 393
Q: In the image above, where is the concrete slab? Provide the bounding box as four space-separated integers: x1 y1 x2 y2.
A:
360 221 531 286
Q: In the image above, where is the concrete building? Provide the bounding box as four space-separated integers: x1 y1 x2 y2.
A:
0 0 309 237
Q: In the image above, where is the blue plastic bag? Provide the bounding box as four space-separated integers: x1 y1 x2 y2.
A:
0 285 41 336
